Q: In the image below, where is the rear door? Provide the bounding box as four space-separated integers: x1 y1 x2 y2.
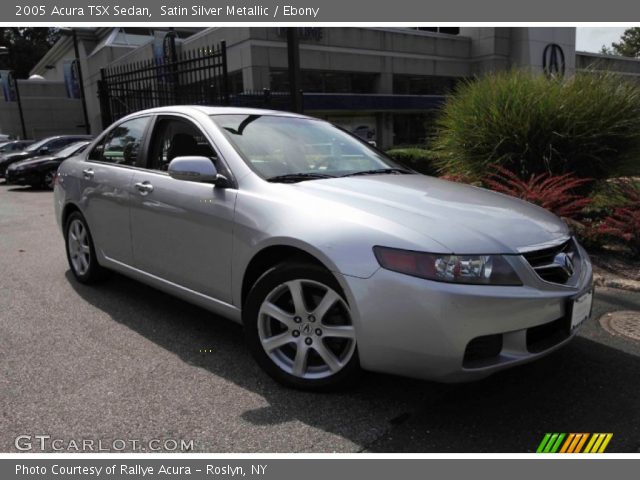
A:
80 115 152 266
129 115 237 303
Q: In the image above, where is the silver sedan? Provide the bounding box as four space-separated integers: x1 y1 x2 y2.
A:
54 106 593 390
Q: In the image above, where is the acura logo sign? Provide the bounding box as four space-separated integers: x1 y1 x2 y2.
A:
553 252 574 277
543 43 566 78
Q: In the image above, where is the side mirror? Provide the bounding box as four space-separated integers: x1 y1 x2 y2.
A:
39 147 50 155
168 156 229 187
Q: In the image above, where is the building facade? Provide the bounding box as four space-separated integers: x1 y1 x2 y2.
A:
25 27 640 147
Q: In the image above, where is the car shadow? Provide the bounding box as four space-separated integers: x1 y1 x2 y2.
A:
65 270 640 452
3 185 48 192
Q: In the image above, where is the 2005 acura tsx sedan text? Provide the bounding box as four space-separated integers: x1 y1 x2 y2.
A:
54 106 593 390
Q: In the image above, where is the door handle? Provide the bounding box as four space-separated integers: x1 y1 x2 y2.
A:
82 168 94 179
134 181 154 195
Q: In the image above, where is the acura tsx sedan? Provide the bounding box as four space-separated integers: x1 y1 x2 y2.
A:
54 106 593 390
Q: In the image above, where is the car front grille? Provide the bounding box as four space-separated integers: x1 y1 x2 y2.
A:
522 239 579 285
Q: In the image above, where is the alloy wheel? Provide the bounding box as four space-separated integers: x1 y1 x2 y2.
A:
257 279 356 379
67 218 91 276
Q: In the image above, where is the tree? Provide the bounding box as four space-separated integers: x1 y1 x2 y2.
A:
600 45 613 55
0 28 60 78
607 27 640 58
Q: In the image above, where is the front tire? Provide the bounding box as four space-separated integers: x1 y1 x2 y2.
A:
64 211 106 284
42 170 56 190
244 263 361 391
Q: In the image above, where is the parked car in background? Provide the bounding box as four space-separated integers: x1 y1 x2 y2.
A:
54 106 593 391
0 135 92 178
0 140 35 155
6 141 91 189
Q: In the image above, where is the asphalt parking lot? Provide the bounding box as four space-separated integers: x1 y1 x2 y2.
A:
1 183 639 453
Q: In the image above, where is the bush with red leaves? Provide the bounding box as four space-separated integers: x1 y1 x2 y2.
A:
598 181 640 255
483 165 592 220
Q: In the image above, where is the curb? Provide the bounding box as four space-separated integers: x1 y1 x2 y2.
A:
593 273 640 293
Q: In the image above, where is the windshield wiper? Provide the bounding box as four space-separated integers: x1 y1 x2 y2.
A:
341 168 412 177
267 172 336 183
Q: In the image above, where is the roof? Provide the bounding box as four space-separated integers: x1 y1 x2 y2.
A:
123 105 312 119
38 135 94 141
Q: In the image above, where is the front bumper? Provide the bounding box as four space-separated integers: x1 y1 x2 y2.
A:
4 169 38 186
340 241 593 382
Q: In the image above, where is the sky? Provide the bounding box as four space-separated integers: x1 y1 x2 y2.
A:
576 27 627 53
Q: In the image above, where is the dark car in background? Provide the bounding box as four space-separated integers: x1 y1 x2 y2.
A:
0 140 34 154
0 135 93 178
6 141 91 189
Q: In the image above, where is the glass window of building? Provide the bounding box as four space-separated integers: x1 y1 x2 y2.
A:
269 69 378 94
393 75 463 95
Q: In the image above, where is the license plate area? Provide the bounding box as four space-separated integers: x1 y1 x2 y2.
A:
568 289 593 331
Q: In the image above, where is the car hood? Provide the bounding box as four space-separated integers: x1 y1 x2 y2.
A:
293 174 569 254
9 155 59 169
0 151 34 165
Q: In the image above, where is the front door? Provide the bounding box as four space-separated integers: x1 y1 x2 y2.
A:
129 116 237 304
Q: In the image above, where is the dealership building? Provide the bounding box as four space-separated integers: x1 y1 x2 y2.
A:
3 27 640 147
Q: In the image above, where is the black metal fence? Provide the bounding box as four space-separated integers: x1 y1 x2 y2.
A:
98 41 229 127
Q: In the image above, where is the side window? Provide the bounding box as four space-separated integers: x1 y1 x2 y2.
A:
89 117 150 166
147 118 217 172
47 138 72 151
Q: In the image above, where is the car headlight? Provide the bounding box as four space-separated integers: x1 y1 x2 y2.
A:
373 246 522 285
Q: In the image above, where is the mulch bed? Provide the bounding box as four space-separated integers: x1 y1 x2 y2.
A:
590 251 640 282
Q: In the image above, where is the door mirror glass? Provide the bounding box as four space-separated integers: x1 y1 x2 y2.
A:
168 156 227 186
38 147 50 155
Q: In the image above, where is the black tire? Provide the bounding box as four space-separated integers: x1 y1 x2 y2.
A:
42 170 56 190
243 262 361 391
64 211 107 284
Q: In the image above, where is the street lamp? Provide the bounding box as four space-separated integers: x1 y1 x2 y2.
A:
59 28 91 134
286 28 302 113
0 46 28 139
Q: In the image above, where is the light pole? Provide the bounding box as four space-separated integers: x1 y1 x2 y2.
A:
286 28 302 113
0 46 28 139
59 28 91 134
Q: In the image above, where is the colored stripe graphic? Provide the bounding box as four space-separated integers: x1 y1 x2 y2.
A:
584 433 599 453
598 433 613 453
536 433 552 453
584 433 614 453
559 433 575 453
537 433 613 453
574 433 589 453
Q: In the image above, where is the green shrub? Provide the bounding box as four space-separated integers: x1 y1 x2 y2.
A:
432 69 640 182
385 147 438 175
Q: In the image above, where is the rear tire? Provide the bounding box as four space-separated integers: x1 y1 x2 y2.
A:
64 211 107 284
43 170 56 190
244 262 361 391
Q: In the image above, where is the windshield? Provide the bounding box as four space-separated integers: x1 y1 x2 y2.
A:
210 114 401 180
56 142 88 158
25 138 51 152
